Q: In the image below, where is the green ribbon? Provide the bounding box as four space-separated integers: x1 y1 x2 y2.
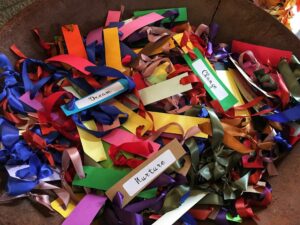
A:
160 185 190 213
254 69 277 92
183 107 247 203
226 213 243 223
207 107 224 150
72 166 157 199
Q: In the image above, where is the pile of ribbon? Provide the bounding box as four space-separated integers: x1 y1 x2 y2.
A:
0 6 299 225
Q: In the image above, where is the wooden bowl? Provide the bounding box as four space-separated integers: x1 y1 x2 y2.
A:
0 0 299 224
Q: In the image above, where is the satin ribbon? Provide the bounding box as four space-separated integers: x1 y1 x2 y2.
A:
0 192 53 211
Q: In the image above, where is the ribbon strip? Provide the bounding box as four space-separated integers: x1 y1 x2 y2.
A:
119 13 164 40
62 194 107 225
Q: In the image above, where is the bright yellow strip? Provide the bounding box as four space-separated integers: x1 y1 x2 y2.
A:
112 100 152 135
77 120 107 162
51 194 84 218
217 69 250 119
103 27 125 72
173 33 193 54
147 111 209 138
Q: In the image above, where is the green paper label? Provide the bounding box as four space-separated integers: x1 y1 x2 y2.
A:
133 8 187 23
73 166 157 199
184 48 238 111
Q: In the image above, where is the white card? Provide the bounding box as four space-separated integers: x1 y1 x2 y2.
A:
76 81 125 109
138 73 192 105
192 59 228 101
152 191 207 225
123 150 176 196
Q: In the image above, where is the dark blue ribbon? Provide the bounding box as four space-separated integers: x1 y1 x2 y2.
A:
265 104 300 123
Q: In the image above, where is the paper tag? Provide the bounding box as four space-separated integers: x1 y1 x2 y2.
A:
184 49 238 111
5 165 60 182
106 139 186 207
123 150 176 196
139 73 192 105
76 81 124 109
192 60 228 100
152 191 207 225
61 79 129 116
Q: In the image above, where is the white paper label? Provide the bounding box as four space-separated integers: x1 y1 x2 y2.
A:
75 81 124 109
152 191 207 225
192 59 228 101
138 73 192 106
123 150 176 196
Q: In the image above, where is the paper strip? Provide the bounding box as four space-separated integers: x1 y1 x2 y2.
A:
112 100 152 135
216 69 250 118
61 24 87 59
232 40 292 67
77 120 106 162
46 54 94 75
138 73 192 105
147 111 209 138
72 166 157 199
184 49 238 111
19 92 43 111
102 128 160 157
62 194 106 225
119 13 164 40
152 191 207 225
86 27 103 45
106 139 186 207
133 7 187 23
61 79 129 116
105 10 121 27
51 194 84 218
103 27 125 72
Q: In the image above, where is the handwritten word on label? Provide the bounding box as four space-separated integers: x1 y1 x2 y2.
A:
192 59 228 101
76 81 124 109
61 79 129 116
123 150 176 196
105 139 186 207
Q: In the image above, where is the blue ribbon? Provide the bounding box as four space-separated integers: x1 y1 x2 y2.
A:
85 65 135 91
0 117 19 149
181 212 197 225
6 177 38 196
265 104 300 123
15 154 53 180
